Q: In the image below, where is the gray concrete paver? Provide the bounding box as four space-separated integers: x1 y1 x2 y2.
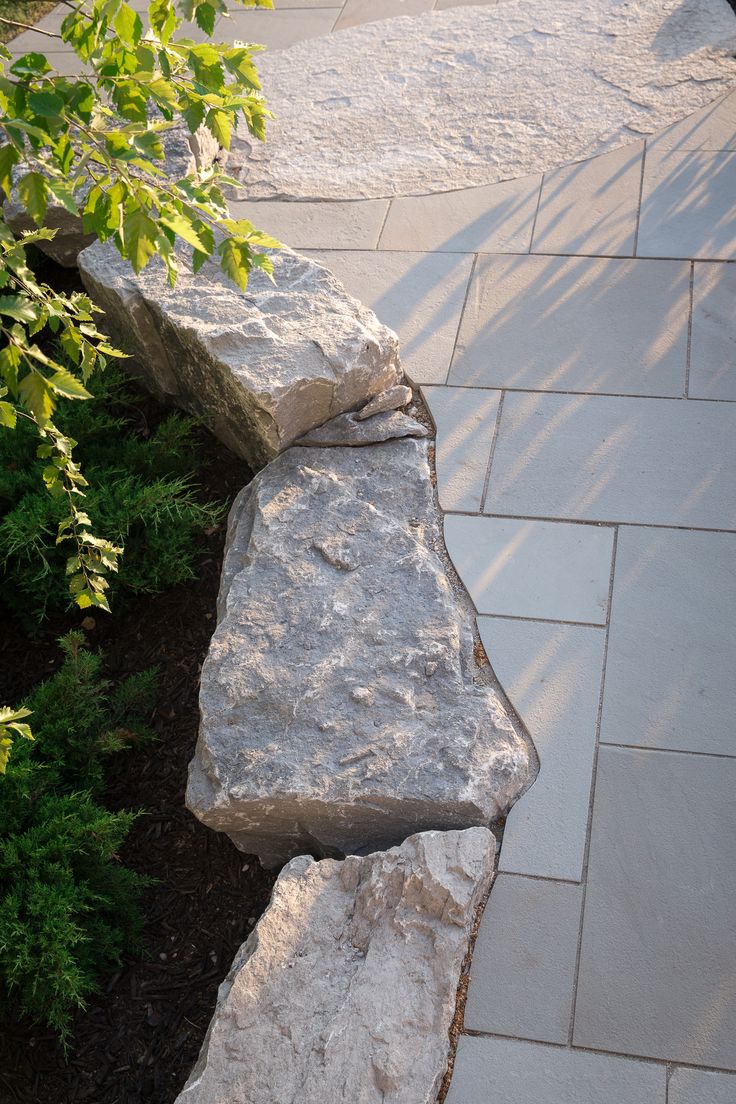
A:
421 386 499 512
637 150 736 259
689 262 736 400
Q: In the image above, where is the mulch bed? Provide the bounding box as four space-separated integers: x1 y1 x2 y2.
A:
0 404 277 1104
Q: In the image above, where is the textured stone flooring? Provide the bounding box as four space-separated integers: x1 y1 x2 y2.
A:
13 2 736 1100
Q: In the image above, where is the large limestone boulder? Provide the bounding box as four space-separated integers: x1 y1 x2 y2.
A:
78 244 402 469
187 437 532 867
5 123 219 267
175 828 495 1104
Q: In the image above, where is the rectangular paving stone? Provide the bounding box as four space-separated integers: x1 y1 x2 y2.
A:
637 150 736 259
230 199 389 250
601 528 736 757
217 7 338 48
646 90 736 154
531 143 644 258
669 1068 736 1104
689 263 736 400
486 391 736 530
335 0 434 31
380 176 541 254
573 746 736 1069
444 515 614 623
464 875 583 1044
450 255 689 396
445 1036 666 1104
480 619 605 881
307 249 474 385
421 386 499 512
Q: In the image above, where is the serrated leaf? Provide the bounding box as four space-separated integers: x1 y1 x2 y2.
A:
18 371 54 425
218 237 249 291
0 294 40 323
0 144 19 199
9 53 51 77
122 207 158 273
114 3 143 47
18 172 48 225
0 401 16 428
194 2 216 34
28 88 65 119
159 209 209 252
48 366 92 400
206 107 231 149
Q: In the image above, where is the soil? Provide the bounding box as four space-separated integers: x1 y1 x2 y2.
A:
0 399 277 1104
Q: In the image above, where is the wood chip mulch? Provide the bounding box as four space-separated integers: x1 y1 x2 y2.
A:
0 424 277 1104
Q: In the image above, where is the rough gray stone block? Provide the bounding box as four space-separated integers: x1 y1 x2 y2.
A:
78 244 402 469
187 437 533 867
357 383 413 420
175 828 495 1104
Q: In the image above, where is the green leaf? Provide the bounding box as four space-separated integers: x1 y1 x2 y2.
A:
0 294 40 324
218 237 249 292
194 2 216 35
112 80 148 122
158 209 209 252
9 53 51 77
0 144 19 199
48 367 92 400
122 208 158 273
114 3 144 46
18 371 54 426
0 400 17 428
206 108 231 149
28 89 65 119
18 172 48 225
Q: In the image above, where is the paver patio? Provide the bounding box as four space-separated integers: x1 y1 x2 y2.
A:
10 3 736 1100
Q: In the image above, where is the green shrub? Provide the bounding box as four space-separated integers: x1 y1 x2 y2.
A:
0 632 155 1043
0 366 224 624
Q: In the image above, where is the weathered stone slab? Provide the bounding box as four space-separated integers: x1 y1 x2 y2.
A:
175 828 495 1104
226 1 736 200
5 123 219 267
357 383 413 420
187 437 532 867
294 408 427 447
78 244 402 468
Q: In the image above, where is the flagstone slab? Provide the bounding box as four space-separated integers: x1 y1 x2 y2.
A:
479 618 605 882
669 1068 736 1104
485 392 736 529
531 143 644 258
637 150 736 259
421 386 499 513
689 262 736 399
444 516 614 624
446 1036 666 1104
463 874 583 1044
573 746 736 1069
450 255 690 396
230 198 390 251
601 527 736 756
226 1 736 200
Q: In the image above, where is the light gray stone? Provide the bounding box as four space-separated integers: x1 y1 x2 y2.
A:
446 1036 666 1104
356 384 413 420
226 2 736 200
669 1067 736 1104
187 438 532 867
216 6 338 50
637 150 736 259
601 528 736 756
480 618 605 882
451 255 690 397
295 409 427 447
531 142 645 258
486 392 736 530
422 386 499 513
78 244 402 469
689 262 736 399
228 197 390 250
444 515 614 624
5 123 220 267
464 874 584 1044
176 828 495 1104
574 746 736 1068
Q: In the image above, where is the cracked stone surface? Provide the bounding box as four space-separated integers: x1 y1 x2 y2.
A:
186 437 532 867
294 408 427 447
78 244 401 469
227 0 736 200
4 123 220 266
175 828 495 1104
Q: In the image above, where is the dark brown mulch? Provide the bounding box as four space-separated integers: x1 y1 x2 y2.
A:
0 415 277 1104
